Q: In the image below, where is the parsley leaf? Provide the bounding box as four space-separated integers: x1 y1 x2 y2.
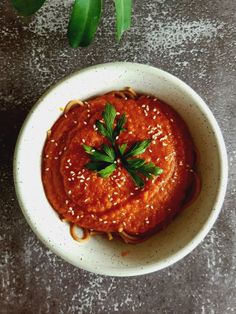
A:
118 143 127 155
82 103 163 187
124 139 151 158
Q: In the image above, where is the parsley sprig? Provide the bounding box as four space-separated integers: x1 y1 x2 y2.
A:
82 104 163 187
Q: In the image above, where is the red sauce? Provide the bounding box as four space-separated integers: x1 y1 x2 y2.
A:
42 91 198 240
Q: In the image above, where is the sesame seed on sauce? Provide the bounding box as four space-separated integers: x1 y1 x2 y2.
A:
68 190 72 194
64 114 68 119
45 168 49 171
170 118 174 122
160 135 168 141
45 155 49 158
82 139 85 143
50 139 55 143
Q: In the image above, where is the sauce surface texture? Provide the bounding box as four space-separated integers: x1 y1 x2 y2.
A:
42 92 196 238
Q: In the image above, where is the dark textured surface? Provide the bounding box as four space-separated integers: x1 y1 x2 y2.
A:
0 1 235 313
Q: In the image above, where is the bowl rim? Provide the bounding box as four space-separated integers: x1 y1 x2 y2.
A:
13 62 228 276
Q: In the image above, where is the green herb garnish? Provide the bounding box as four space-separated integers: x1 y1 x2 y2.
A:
82 104 163 187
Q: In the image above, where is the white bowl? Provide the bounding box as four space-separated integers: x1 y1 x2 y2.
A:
14 62 228 276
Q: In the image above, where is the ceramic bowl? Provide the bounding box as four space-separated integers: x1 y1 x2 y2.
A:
14 62 228 276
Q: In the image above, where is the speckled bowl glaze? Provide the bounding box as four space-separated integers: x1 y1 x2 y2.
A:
14 62 228 276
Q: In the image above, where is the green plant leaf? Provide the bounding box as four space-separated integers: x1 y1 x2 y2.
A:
127 169 144 187
102 103 116 138
115 0 132 41
124 139 151 158
86 161 110 171
98 164 117 178
82 144 94 154
11 0 46 16
139 162 163 176
96 120 110 139
90 150 114 163
82 103 163 187
68 0 103 48
113 113 127 139
118 143 127 155
102 145 116 161
126 158 146 169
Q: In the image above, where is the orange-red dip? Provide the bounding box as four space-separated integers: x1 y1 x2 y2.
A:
42 91 197 240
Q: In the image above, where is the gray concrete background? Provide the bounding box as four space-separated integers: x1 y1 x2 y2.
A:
0 0 235 313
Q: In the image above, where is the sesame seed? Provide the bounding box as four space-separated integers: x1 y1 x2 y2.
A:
45 168 49 171
68 190 72 194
